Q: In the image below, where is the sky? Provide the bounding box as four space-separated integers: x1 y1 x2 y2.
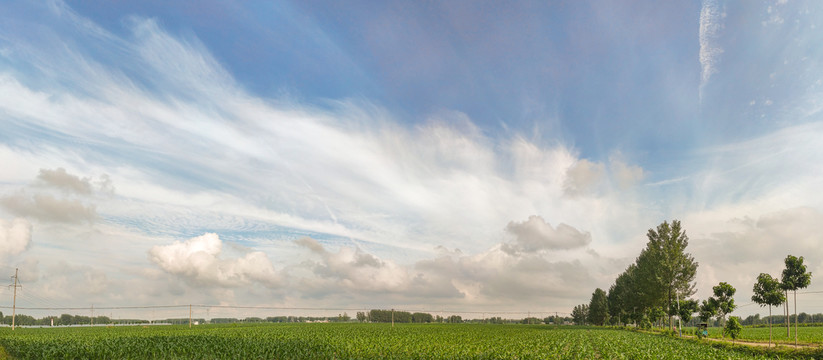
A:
1 0 823 320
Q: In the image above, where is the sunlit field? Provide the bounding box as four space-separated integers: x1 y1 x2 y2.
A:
687 324 823 344
0 323 813 359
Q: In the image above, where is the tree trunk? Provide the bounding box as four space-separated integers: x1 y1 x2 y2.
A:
768 305 772 348
794 290 798 347
786 290 790 337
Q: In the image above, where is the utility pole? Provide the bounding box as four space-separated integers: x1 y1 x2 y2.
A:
189 304 192 328
91 304 94 326
391 308 394 328
10 268 20 331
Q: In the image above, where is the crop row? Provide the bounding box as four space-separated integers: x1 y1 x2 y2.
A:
0 323 792 359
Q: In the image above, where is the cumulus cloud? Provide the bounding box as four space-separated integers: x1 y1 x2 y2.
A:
415 245 600 304
0 168 111 224
292 233 608 305
0 218 32 256
36 168 92 194
149 233 280 288
0 191 97 223
563 159 605 196
610 155 645 190
295 237 459 298
503 215 591 253
0 193 96 223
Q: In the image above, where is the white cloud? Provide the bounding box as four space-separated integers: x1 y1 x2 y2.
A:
36 168 92 194
0 192 96 223
563 159 605 196
503 215 591 253
699 0 725 95
294 237 460 299
610 155 645 190
0 218 32 256
149 233 281 288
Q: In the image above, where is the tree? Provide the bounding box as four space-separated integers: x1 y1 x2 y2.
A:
751 273 785 347
608 264 638 326
782 255 812 346
671 299 698 325
723 316 742 343
634 220 698 330
588 288 609 326
411 312 433 323
648 307 666 328
711 282 737 337
698 299 717 324
356 311 367 322
572 304 589 325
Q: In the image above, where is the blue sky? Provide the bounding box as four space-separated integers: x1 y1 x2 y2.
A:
1 0 823 319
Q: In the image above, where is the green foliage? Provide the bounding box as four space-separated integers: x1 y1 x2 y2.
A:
520 317 542 325
752 273 785 308
635 220 698 315
604 220 698 328
671 299 698 324
781 255 812 291
587 288 609 326
607 264 636 325
782 254 813 345
0 323 789 359
411 312 433 323
710 282 737 331
368 309 414 323
699 299 717 323
572 304 589 325
723 316 743 341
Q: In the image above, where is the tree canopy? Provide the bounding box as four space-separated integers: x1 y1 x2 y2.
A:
634 220 698 326
752 273 784 309
587 288 609 326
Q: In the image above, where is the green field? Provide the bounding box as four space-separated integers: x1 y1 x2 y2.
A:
0 323 817 359
689 324 823 344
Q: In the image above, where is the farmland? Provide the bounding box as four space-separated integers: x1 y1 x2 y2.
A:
691 324 823 344
0 323 814 359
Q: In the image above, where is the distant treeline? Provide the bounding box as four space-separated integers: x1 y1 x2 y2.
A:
0 311 575 326
0 313 138 326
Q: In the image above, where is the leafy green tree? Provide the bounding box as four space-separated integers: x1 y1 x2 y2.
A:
634 220 698 329
648 307 666 328
711 282 737 336
671 299 698 324
608 264 637 326
356 311 367 322
572 304 588 325
588 288 609 326
782 255 812 346
698 299 717 324
411 312 433 323
723 316 742 343
751 273 785 347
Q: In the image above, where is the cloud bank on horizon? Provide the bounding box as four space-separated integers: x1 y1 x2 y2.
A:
1 0 823 318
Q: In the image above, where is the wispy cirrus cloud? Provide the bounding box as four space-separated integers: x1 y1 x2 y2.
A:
3 1 823 316
699 0 725 99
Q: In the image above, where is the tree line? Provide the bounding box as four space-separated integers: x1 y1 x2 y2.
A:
1 310 573 327
573 220 813 345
